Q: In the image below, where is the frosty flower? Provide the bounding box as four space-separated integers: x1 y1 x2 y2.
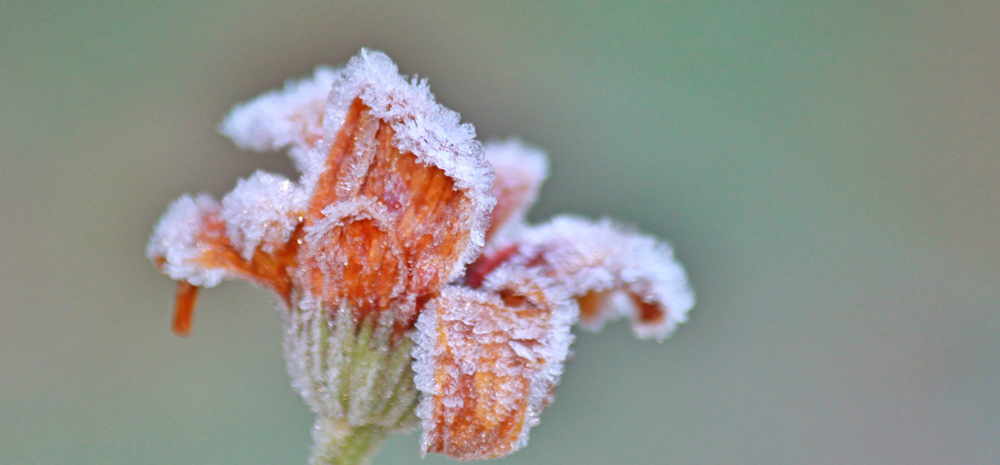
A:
147 49 694 465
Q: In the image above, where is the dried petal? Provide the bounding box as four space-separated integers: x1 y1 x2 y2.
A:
412 281 575 460
219 66 339 169
297 50 494 322
485 216 695 341
220 170 306 261
147 193 298 331
301 197 406 313
482 139 549 243
148 194 234 288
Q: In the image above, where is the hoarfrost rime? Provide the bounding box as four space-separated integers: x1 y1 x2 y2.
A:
147 48 695 464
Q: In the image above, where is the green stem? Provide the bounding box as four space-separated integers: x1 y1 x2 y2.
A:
309 416 388 465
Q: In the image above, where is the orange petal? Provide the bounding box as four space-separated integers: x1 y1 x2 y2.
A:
187 201 296 300
304 98 374 216
303 102 475 318
360 122 480 296
300 198 405 316
483 216 695 341
482 139 548 243
412 283 574 460
298 52 494 321
148 194 299 332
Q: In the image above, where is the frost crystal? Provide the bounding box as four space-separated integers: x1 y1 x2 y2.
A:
147 48 695 465
147 194 231 287
221 171 305 261
482 139 549 244
220 66 339 170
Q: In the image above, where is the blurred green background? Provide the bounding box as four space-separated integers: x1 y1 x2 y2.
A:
2 1 998 464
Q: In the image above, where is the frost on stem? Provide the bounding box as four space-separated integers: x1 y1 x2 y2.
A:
147 48 695 465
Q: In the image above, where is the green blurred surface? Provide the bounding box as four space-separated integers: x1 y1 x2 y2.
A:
2 1 998 464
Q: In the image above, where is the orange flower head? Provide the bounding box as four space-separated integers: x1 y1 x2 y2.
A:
147 49 694 464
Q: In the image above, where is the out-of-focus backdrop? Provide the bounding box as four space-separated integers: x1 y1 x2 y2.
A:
2 2 997 464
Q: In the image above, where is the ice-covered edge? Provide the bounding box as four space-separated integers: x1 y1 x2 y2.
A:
220 170 307 261
483 138 549 244
219 66 339 169
411 289 439 457
316 49 495 283
146 194 231 287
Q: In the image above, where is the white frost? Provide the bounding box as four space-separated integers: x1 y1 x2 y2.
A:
220 170 306 261
489 215 695 342
312 49 496 282
482 138 549 243
219 66 339 170
145 194 231 287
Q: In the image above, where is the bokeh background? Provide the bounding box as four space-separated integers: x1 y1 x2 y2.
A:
2 1 998 464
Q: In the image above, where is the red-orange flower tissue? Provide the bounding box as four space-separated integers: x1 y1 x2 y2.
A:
147 49 694 465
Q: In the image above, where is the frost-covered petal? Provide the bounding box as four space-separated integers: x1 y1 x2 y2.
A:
296 50 494 322
412 281 575 460
319 49 491 198
221 170 306 261
147 193 299 334
147 194 239 288
148 192 297 296
482 139 549 244
300 197 407 318
483 216 695 342
219 66 339 169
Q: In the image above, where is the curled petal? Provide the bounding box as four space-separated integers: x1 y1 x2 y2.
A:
412 282 575 460
482 139 549 243
147 193 298 333
219 66 339 169
297 50 494 321
486 216 695 342
147 194 237 288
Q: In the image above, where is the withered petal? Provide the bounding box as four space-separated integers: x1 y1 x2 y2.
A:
297 51 494 321
412 282 575 460
482 139 549 244
483 215 695 342
219 66 338 167
147 194 298 333
300 197 406 316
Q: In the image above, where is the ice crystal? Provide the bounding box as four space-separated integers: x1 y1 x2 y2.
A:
147 48 695 465
413 276 575 459
481 139 549 244
220 66 338 170
221 171 305 261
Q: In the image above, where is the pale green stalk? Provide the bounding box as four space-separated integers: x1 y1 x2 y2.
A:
284 302 419 465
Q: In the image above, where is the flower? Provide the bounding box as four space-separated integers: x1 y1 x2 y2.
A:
147 49 694 465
